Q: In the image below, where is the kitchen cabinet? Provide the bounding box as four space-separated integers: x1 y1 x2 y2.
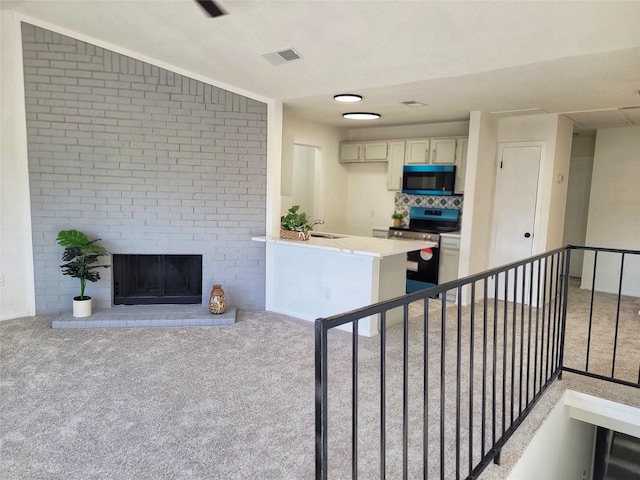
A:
455 137 468 194
430 137 457 164
339 143 363 162
404 139 431 164
340 141 388 163
439 234 460 302
386 141 406 191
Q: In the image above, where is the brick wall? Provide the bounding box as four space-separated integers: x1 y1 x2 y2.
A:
22 23 267 314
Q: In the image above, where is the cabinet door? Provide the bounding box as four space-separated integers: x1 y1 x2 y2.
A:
363 142 388 161
455 137 468 193
404 139 430 164
386 141 405 190
430 138 457 164
439 247 460 302
340 143 362 162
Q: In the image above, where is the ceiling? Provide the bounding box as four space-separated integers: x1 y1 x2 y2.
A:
3 0 640 131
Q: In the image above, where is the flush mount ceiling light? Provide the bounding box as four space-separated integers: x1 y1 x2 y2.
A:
334 94 362 103
342 112 381 120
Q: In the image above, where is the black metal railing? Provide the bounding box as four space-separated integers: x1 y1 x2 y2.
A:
315 245 639 479
561 246 640 389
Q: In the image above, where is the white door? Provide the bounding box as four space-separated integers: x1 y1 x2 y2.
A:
490 143 542 303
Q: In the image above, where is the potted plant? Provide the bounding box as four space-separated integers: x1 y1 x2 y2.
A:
391 211 405 228
280 205 314 241
57 229 110 317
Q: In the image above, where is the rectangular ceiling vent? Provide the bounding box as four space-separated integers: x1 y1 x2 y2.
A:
262 48 302 66
401 100 427 108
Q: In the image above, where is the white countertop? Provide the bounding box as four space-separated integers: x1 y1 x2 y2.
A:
252 234 436 258
440 231 461 238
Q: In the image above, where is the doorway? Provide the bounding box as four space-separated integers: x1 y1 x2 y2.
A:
286 144 322 220
490 142 543 303
562 155 594 277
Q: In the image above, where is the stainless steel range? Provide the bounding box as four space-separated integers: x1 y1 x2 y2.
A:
389 206 460 293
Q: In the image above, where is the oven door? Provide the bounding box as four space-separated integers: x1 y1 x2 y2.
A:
406 246 440 293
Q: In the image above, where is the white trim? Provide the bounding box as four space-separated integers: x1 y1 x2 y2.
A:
564 390 640 438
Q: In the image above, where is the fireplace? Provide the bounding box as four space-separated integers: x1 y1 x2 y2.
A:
113 254 203 305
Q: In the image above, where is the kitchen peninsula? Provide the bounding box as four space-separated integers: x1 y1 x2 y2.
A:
252 234 435 336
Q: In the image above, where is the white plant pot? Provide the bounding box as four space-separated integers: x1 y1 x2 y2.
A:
73 297 92 317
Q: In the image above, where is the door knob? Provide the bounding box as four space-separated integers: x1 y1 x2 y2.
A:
524 232 531 238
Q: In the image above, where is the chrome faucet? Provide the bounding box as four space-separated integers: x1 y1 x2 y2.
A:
310 220 325 227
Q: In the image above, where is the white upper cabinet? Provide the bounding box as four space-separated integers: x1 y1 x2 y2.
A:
339 142 363 162
430 137 457 164
404 139 431 164
339 141 388 163
363 142 388 161
455 137 468 194
386 141 406 191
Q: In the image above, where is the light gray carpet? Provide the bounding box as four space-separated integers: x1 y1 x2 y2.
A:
1 282 638 479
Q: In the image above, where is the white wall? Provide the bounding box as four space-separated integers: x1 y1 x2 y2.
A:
563 135 595 277
508 395 596 480
581 126 640 296
345 162 396 236
281 111 348 233
497 114 573 253
458 111 498 303
0 11 36 320
285 145 316 219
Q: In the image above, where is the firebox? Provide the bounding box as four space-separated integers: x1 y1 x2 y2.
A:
113 254 203 305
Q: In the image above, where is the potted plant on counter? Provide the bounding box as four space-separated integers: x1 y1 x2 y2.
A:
57 229 110 317
391 211 405 228
280 205 314 241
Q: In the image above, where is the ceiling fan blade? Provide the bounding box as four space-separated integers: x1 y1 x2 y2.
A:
195 0 226 17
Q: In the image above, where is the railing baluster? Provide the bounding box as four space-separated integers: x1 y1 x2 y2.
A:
456 293 462 480
611 253 625 378
440 293 447 480
492 275 498 449
533 259 541 398
380 311 387 480
469 283 476 477
558 249 571 376
586 251 598 372
502 270 508 435
539 258 548 389
545 256 555 382
403 304 409 480
519 264 526 414
510 267 517 426
352 319 359 479
482 277 488 459
423 299 429 480
315 320 329 480
550 254 559 377
525 260 534 404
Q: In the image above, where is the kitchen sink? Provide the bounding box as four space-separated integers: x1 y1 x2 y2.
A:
309 232 347 239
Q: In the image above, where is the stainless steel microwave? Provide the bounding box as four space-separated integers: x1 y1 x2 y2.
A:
402 165 456 195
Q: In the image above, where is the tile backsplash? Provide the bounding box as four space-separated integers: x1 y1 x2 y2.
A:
394 193 463 218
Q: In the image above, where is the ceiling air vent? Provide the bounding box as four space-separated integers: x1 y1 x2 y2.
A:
262 48 302 66
401 100 427 108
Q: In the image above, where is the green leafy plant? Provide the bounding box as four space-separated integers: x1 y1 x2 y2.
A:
280 205 314 232
57 230 110 300
391 211 405 219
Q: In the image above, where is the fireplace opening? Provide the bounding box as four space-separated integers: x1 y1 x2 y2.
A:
113 254 203 305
